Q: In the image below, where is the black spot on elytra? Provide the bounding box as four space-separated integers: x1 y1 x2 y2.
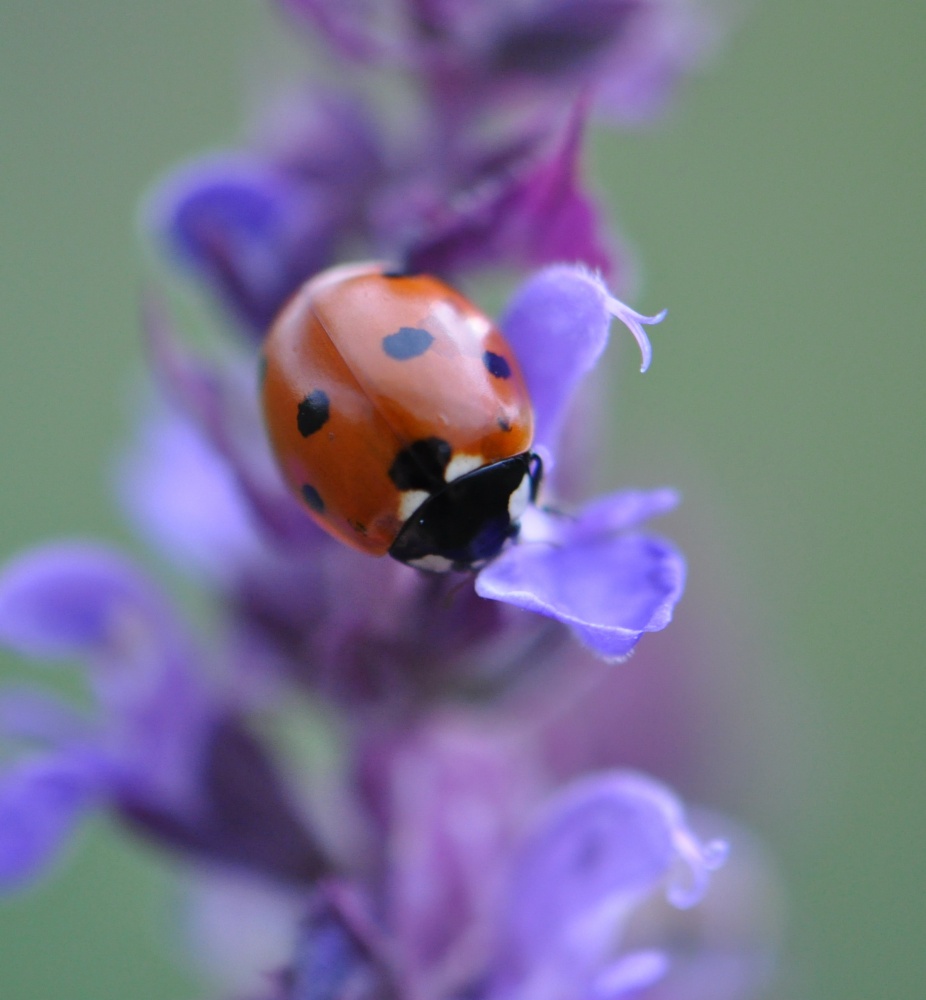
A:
297 390 330 437
382 326 434 361
389 437 452 492
301 483 325 513
497 415 512 432
483 351 511 379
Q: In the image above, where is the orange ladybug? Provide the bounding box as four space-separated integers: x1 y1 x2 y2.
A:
260 262 541 572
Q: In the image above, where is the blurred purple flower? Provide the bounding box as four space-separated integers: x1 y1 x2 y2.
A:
0 544 763 998
0 543 326 885
147 101 616 342
276 0 720 125
146 0 722 340
257 726 731 1000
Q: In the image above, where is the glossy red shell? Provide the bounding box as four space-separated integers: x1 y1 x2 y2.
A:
260 263 534 556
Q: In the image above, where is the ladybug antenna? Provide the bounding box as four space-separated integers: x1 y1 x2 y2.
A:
604 293 667 374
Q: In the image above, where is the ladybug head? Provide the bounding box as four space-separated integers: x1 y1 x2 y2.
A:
388 452 542 572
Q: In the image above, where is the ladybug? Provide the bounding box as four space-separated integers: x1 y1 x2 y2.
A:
260 262 541 572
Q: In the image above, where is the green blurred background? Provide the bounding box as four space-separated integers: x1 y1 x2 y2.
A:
1 2 922 997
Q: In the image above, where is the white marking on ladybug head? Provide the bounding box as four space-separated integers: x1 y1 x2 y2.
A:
445 452 484 482
398 489 430 522
408 553 455 573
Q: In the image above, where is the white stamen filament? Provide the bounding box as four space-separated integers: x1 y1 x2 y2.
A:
605 295 667 374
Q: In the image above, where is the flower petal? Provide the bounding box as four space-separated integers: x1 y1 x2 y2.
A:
593 949 669 998
116 406 265 583
0 750 105 888
487 772 724 998
475 498 685 660
0 540 219 825
145 155 336 336
403 111 614 281
568 488 680 540
0 544 327 884
499 266 664 465
0 688 92 746
0 541 189 668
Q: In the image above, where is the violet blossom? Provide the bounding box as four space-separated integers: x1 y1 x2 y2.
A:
0 2 779 999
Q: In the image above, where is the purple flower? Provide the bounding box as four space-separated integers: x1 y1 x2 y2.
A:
145 1 721 340
276 0 720 125
483 772 727 1000
266 732 730 1000
147 102 616 342
0 543 328 886
0 550 761 998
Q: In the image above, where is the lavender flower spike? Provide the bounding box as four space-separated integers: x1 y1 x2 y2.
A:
0 2 778 997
